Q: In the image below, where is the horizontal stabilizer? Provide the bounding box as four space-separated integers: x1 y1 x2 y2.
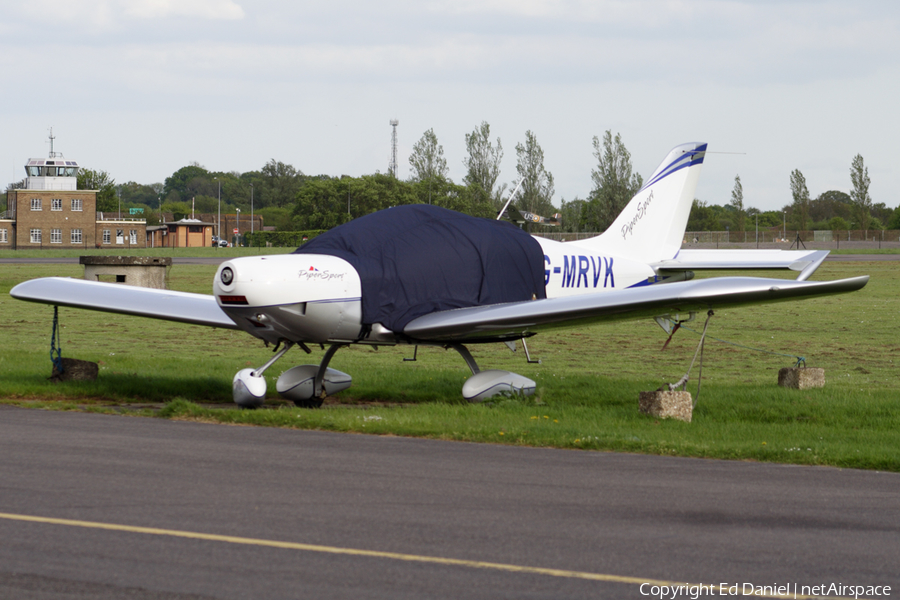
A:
403 275 869 341
654 249 830 281
11 277 238 329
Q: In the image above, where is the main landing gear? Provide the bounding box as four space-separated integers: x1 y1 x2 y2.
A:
232 339 538 408
403 342 537 402
232 342 352 409
449 343 537 402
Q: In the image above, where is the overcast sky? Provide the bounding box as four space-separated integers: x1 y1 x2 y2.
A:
1 0 897 211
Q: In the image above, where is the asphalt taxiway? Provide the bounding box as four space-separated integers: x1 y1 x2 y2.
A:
0 406 897 599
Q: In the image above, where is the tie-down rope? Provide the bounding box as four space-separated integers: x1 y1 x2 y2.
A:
661 311 808 407
664 315 806 369
662 310 713 407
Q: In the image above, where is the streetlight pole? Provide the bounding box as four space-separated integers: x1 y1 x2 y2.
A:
249 183 254 238
215 177 221 247
782 211 786 241
235 208 240 247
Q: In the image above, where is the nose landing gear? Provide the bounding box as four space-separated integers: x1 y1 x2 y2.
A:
233 341 296 408
232 342 352 409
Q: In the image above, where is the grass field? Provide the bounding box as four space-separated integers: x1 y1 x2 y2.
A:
1 258 897 471
0 246 292 259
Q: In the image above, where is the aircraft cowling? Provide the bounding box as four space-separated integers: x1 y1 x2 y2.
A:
214 255 364 345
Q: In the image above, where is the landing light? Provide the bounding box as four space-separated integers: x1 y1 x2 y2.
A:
219 295 248 305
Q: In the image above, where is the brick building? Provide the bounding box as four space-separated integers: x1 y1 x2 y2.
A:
162 218 215 247
1 144 146 250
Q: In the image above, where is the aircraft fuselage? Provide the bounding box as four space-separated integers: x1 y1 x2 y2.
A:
214 236 656 348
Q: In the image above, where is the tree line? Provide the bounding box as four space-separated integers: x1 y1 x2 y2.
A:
5 127 891 235
703 154 892 234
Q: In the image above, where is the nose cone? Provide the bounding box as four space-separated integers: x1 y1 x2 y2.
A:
213 254 364 345
214 254 361 307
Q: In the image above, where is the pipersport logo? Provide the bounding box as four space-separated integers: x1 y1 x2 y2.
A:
621 190 654 241
300 266 345 281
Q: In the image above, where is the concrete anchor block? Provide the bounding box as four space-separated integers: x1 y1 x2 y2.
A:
50 358 99 382
639 391 692 422
778 367 825 389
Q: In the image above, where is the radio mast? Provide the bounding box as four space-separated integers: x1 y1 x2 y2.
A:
389 119 399 177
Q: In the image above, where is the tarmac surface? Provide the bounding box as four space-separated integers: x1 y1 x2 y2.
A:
1 405 897 599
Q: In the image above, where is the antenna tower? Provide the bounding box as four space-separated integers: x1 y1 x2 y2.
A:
48 127 62 158
389 119 399 177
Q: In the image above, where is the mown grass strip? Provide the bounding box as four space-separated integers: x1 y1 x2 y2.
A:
2 261 896 471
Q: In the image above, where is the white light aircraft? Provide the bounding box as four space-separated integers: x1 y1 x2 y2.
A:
11 142 868 407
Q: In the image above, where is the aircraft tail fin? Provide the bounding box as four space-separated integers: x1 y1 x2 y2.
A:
577 142 706 263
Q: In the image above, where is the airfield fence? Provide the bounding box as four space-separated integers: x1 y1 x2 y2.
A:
535 230 900 250
244 230 327 248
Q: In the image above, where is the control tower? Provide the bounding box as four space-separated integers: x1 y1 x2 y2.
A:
24 130 80 191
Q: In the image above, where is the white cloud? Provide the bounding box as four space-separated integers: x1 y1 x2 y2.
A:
123 0 245 20
12 0 243 30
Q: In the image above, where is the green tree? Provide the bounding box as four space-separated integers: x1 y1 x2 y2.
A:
163 163 210 203
260 159 304 208
462 122 504 208
829 216 850 231
256 207 292 231
686 199 726 231
886 206 900 230
409 129 448 183
160 201 191 221
293 174 423 230
850 154 872 231
809 190 852 224
730 175 746 232
558 197 587 233
409 129 449 205
118 181 164 208
413 178 494 218
757 210 783 228
293 177 351 230
789 169 810 231
871 202 893 228
78 168 117 213
514 130 555 216
586 131 642 232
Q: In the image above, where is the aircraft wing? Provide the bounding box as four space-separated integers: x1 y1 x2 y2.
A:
505 205 526 223
10 277 239 329
402 275 869 342
652 249 828 281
